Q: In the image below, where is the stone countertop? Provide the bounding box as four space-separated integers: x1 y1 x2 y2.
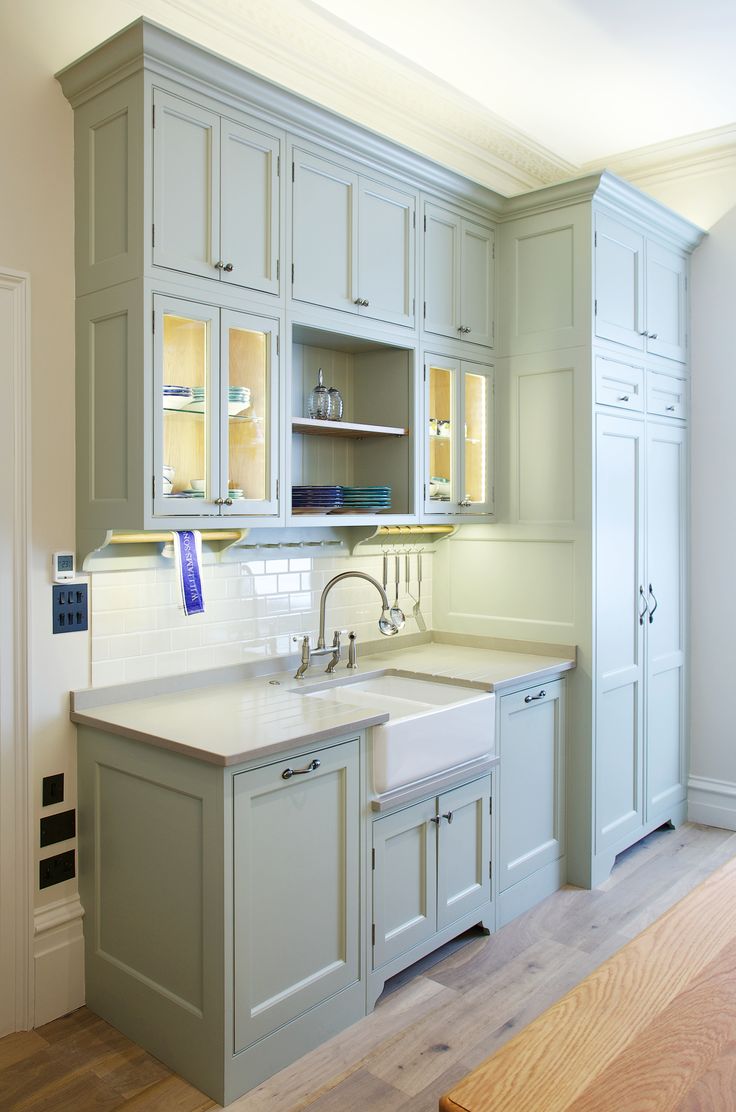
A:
71 635 575 767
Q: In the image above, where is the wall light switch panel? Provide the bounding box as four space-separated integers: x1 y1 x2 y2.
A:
39 849 75 889
52 583 88 634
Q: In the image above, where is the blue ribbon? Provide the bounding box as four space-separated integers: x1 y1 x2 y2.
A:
175 530 205 616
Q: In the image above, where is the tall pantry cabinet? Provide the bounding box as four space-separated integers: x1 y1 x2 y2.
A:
497 174 701 888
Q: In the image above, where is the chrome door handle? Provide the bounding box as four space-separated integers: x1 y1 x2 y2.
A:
442 811 454 824
457 325 471 334
459 498 472 507
224 497 233 506
214 497 225 505
354 297 369 307
648 583 658 624
665 404 676 412
617 394 630 402
639 584 649 625
215 260 225 269
281 758 321 780
524 689 546 703
430 815 442 825
223 262 234 272
648 332 658 340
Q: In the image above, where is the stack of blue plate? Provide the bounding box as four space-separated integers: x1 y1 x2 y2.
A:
340 485 392 511
292 485 343 512
163 384 193 410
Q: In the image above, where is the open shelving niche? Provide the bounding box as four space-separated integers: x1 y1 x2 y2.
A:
289 325 417 524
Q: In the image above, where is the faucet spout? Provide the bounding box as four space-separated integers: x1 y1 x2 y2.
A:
318 571 395 648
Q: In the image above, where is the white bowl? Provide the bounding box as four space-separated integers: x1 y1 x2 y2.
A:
190 478 205 491
163 465 175 481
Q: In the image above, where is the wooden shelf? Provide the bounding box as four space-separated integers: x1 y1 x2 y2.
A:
292 417 408 439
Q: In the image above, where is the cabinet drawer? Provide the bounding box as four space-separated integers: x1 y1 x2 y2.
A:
647 372 688 421
595 355 645 412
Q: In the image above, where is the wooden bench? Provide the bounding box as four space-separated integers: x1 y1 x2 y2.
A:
440 854 736 1111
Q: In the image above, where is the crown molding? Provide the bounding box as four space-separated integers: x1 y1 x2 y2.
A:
585 123 736 191
112 0 575 196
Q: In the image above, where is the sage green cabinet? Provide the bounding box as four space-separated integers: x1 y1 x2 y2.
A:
498 680 565 892
372 776 491 971
424 201 495 348
233 739 360 1052
292 146 416 328
153 88 281 295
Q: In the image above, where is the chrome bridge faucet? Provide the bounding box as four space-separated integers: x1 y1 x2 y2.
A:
293 571 398 679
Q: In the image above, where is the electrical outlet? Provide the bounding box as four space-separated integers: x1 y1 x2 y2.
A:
42 773 64 806
52 583 88 634
39 849 75 889
40 808 76 847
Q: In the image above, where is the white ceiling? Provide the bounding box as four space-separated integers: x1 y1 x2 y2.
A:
308 0 736 165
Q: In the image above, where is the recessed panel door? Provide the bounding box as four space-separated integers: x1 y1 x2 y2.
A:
460 219 494 348
595 213 645 351
459 361 494 515
292 149 358 314
358 178 415 327
646 241 688 363
436 777 491 930
233 740 360 1051
595 414 645 852
153 90 219 280
221 119 280 295
645 422 687 819
372 798 437 968
424 203 461 339
425 357 458 514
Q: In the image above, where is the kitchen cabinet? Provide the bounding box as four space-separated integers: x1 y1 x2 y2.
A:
233 739 360 1053
594 413 687 857
424 202 495 348
154 294 280 519
424 354 494 517
497 679 565 925
292 147 416 328
153 89 281 296
76 726 364 1106
371 776 491 971
595 212 688 363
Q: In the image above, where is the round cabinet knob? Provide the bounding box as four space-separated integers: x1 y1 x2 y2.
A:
354 297 370 307
214 497 225 505
223 262 234 273
459 498 472 507
224 497 234 506
648 332 658 340
215 261 225 270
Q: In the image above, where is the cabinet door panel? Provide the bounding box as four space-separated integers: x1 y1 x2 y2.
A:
646 242 687 362
233 740 360 1051
646 423 687 818
595 414 645 850
424 204 460 338
153 91 219 280
437 778 491 929
595 213 645 351
373 799 437 969
220 310 280 517
292 149 358 314
358 179 415 327
153 296 220 518
221 120 280 295
461 220 494 348
459 361 494 515
498 682 564 892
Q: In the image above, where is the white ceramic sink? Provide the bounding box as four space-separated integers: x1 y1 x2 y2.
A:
299 673 495 794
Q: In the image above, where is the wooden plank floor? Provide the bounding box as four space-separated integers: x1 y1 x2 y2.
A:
2 821 735 1112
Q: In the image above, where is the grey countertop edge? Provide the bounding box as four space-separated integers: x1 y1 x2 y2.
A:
71 707 390 767
487 658 577 692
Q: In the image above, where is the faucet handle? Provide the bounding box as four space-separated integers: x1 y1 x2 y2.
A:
347 631 358 669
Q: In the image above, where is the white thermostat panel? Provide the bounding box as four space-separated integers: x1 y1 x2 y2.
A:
52 552 76 582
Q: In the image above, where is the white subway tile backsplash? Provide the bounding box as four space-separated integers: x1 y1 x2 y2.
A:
90 551 433 686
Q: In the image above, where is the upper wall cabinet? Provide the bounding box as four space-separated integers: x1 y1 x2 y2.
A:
595 212 688 364
292 147 416 329
424 202 495 349
153 89 281 296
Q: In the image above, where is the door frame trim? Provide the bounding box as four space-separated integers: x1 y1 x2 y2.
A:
0 268 33 1033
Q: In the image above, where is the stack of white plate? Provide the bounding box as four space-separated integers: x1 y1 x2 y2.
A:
163 384 193 410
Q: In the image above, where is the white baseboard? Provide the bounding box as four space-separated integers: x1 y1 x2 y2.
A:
688 775 736 831
33 894 85 1027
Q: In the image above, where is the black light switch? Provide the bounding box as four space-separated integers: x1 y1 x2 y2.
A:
40 808 76 847
42 773 64 806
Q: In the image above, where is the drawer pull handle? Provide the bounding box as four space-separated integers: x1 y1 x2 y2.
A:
617 394 630 402
524 689 546 703
442 811 454 824
282 758 320 780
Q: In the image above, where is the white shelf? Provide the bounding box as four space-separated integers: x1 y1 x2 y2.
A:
292 417 408 439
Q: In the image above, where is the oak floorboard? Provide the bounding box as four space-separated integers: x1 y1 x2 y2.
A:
2 822 735 1112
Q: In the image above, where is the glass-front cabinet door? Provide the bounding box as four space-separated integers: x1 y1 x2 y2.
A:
424 355 494 517
153 295 280 519
155 296 220 516
220 309 279 516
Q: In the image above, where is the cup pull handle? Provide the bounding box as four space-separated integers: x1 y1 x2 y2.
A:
282 758 321 780
524 689 546 703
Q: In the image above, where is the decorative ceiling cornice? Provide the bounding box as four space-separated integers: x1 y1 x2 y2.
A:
125 0 575 195
585 123 736 190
